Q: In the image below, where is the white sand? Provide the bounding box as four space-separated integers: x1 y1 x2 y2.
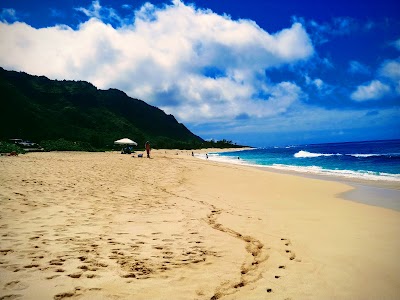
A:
0 151 399 299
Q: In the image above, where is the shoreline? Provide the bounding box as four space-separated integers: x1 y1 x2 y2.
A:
199 149 400 212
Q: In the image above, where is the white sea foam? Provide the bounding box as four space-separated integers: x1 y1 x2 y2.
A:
270 164 400 181
350 153 379 158
197 153 400 182
294 150 341 158
196 152 254 167
349 153 400 158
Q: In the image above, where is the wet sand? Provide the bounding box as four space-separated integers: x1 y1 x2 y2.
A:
341 183 400 211
252 166 400 212
0 151 399 299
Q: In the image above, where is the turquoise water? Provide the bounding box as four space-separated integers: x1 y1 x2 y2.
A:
206 139 400 182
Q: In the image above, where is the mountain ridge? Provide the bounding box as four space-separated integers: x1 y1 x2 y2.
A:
0 67 215 150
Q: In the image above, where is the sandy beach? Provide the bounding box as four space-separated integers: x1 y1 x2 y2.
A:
1 150 399 300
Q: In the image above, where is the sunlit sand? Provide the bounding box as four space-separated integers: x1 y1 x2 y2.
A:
1 151 399 299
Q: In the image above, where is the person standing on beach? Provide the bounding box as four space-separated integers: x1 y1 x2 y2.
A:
145 141 151 158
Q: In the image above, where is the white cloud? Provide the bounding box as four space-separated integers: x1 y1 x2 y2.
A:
294 16 358 46
74 0 123 25
0 8 18 22
348 58 399 101
351 80 390 101
312 78 323 89
75 0 102 19
197 104 400 144
305 75 323 88
348 60 370 75
304 75 334 96
121 4 133 10
331 17 355 35
0 0 314 124
379 60 400 81
377 59 400 96
393 38 400 51
318 56 334 69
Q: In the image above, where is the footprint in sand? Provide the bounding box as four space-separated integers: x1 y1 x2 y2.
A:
78 265 98 272
55 268 65 272
23 264 40 269
288 252 296 261
49 259 65 266
0 294 23 299
53 291 75 300
68 272 83 278
281 238 301 262
4 281 28 290
0 249 14 255
161 239 173 242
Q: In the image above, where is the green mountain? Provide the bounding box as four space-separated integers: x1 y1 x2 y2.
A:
0 67 207 150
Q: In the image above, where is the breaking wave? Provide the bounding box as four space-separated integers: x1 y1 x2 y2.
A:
294 151 341 158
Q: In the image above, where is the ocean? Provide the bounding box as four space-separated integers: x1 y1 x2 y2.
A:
205 139 400 182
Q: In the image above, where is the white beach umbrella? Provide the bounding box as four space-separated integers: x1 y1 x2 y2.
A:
114 138 138 146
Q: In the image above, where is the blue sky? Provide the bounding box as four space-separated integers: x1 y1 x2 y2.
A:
0 0 399 146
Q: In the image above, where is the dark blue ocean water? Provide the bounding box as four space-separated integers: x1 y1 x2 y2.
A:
208 139 400 182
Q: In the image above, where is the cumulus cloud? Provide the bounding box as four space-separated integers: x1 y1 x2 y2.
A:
376 59 400 96
303 75 334 97
305 75 323 88
348 58 400 101
0 0 314 124
351 80 390 101
379 60 400 81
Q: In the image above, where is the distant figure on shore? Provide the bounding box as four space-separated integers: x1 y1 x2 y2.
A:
206 153 208 159
192 151 194 156
145 141 151 158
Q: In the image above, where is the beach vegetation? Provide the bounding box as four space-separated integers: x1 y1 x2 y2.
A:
0 141 26 154
39 139 96 152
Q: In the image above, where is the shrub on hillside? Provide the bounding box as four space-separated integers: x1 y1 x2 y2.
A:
40 138 96 152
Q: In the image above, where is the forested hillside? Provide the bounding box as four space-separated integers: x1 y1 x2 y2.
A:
0 67 208 150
